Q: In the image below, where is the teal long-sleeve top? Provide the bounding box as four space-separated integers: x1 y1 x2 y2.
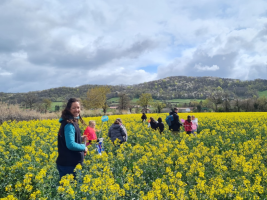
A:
64 123 85 151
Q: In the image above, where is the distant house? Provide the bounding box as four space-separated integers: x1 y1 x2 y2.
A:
109 106 118 109
161 108 171 113
178 107 191 113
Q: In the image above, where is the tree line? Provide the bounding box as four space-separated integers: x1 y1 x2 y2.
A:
2 86 267 115
82 86 267 113
2 76 267 105
1 76 267 114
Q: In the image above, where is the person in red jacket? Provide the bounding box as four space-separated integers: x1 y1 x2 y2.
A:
183 115 193 135
83 120 99 146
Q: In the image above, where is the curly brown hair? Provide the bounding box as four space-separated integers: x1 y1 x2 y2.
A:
61 98 85 125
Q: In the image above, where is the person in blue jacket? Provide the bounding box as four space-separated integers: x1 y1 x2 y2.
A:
56 98 88 179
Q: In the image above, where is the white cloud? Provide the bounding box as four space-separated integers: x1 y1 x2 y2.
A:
0 0 267 92
194 64 220 71
0 72 12 76
0 67 12 76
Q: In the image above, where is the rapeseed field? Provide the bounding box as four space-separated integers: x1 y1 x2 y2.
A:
0 113 267 199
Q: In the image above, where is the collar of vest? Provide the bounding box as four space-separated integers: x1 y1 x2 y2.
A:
59 115 80 123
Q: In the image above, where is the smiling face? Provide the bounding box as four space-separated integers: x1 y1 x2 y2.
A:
89 121 96 128
70 102 80 117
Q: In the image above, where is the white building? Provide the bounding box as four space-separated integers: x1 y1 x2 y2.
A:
178 108 191 113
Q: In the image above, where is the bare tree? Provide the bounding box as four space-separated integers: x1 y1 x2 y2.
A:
43 99 52 113
197 104 202 112
23 93 38 110
190 101 199 110
153 101 166 113
241 99 253 112
202 98 215 111
222 92 232 112
135 106 141 113
208 92 223 112
35 102 45 113
118 93 130 111
102 101 109 115
138 93 153 113
258 96 267 111
128 104 135 113
233 97 242 112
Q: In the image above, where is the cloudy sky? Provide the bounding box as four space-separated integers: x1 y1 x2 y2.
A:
1 0 267 92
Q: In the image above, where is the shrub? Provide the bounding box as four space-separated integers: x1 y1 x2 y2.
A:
0 102 59 124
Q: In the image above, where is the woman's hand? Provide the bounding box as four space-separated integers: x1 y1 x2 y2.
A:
82 135 87 142
84 147 88 156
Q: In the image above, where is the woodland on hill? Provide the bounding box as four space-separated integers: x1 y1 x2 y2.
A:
1 76 267 105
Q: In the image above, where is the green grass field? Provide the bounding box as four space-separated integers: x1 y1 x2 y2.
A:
49 102 64 111
165 99 202 103
107 97 201 105
131 98 141 103
258 90 267 97
107 97 119 103
51 98 201 112
107 98 140 103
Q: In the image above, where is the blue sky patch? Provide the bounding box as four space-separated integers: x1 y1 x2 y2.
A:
139 65 158 73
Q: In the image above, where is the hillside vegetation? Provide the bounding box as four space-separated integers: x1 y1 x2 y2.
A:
258 90 267 97
1 76 267 104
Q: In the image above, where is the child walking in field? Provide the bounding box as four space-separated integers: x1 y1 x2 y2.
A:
183 115 193 135
148 117 158 130
156 117 164 134
191 115 198 136
83 120 99 146
141 113 147 123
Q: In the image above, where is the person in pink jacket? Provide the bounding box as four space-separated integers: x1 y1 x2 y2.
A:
83 120 98 146
183 115 193 135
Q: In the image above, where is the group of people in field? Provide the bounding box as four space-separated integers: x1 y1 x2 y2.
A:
141 113 165 134
56 98 128 179
142 107 198 135
83 118 127 147
56 98 199 180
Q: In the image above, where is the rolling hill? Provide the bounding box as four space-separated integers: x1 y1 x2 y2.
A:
1 76 267 105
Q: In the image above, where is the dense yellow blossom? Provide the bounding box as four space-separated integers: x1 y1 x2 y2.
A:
0 113 267 199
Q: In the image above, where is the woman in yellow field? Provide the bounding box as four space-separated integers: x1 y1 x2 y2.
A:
56 98 88 179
